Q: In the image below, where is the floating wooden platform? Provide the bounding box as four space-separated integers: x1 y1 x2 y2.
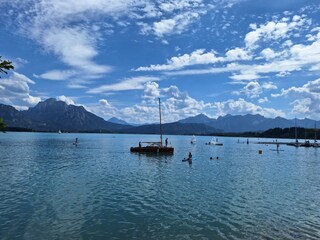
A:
130 146 174 154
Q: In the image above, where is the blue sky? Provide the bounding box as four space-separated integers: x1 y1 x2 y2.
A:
0 0 319 123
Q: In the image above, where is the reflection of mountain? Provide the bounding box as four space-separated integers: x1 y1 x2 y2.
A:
1 100 319 134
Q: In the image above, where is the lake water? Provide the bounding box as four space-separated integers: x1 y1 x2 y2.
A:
0 132 320 239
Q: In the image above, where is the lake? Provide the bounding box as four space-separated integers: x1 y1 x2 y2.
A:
0 132 319 239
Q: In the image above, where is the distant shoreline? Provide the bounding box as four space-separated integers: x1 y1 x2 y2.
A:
2 126 319 141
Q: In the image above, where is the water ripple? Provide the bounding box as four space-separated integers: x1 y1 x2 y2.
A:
0 133 320 239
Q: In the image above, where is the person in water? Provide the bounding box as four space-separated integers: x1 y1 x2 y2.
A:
165 138 168 147
188 152 192 159
139 141 141 148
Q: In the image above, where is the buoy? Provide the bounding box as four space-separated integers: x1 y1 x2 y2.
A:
258 150 262 154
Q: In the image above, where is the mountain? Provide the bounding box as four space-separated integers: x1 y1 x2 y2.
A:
179 113 213 125
108 117 130 125
121 122 222 135
0 98 127 132
212 114 294 132
1 100 319 134
0 104 30 128
178 113 319 133
296 118 319 128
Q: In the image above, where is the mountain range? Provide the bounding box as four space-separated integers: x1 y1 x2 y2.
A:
0 98 319 134
179 113 320 132
0 98 126 132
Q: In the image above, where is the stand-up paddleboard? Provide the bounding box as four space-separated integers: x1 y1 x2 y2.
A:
182 158 194 162
73 138 79 146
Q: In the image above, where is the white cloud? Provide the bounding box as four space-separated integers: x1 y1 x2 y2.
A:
152 11 201 37
136 12 318 81
39 69 77 81
12 57 28 69
136 47 253 72
162 85 210 118
291 98 312 115
11 72 35 84
88 76 161 94
258 97 268 103
289 40 320 68
165 37 320 82
57 95 75 105
0 72 41 106
262 82 277 90
136 49 219 71
87 82 286 123
159 0 204 13
310 64 320 71
260 48 279 61
34 0 143 19
121 104 160 123
99 99 111 107
272 78 320 119
153 18 177 37
212 98 284 118
232 81 276 99
225 47 251 61
292 15 301 22
66 83 88 89
233 81 263 98
135 0 209 37
39 27 112 79
272 78 320 98
24 95 42 105
143 81 161 99
2 0 144 85
230 72 261 81
89 83 211 123
244 16 310 49
87 98 118 120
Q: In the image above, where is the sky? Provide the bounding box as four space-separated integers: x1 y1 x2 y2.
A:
0 0 320 123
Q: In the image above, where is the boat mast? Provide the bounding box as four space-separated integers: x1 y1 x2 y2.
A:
158 98 163 147
315 121 317 143
295 118 298 143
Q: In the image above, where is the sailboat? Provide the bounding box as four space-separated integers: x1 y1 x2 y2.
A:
130 98 174 154
209 137 223 146
300 126 312 147
191 135 196 144
287 118 300 147
314 121 320 147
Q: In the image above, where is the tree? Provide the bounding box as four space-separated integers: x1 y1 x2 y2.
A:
0 118 7 131
0 56 14 77
0 57 13 131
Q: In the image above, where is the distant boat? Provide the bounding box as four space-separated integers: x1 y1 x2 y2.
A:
130 98 174 154
300 140 312 147
191 135 196 144
58 130 62 134
205 137 223 146
313 121 320 148
287 118 300 147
